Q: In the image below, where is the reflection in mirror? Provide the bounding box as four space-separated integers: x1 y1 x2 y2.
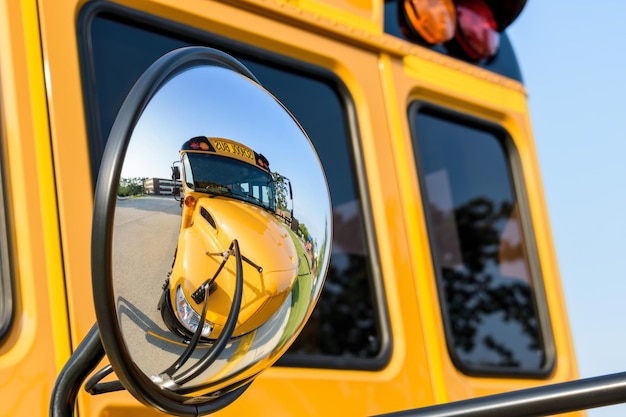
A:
102 52 331 411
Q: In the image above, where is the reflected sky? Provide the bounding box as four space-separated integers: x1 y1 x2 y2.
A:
121 65 330 244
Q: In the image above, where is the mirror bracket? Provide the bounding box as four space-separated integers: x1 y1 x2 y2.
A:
50 324 105 417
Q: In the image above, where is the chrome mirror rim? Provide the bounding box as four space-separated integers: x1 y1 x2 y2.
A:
91 46 261 416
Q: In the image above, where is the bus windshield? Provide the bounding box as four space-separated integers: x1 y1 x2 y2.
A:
184 152 276 212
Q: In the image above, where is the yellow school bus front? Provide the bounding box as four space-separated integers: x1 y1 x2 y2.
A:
159 135 298 341
0 0 583 416
162 191 298 340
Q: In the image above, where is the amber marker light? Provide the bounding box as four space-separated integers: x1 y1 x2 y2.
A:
184 195 196 208
402 0 456 44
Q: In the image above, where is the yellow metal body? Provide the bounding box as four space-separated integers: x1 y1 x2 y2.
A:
168 195 298 338
0 0 582 416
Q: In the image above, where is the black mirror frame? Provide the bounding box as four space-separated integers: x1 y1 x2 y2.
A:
91 46 260 416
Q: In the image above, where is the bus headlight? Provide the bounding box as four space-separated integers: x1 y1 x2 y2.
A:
175 285 212 338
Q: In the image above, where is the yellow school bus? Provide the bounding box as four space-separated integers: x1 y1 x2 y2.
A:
2 0 624 416
159 135 299 341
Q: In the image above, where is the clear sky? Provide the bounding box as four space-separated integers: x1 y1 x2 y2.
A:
507 2 626 416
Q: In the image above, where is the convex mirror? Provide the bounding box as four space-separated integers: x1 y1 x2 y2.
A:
91 46 332 416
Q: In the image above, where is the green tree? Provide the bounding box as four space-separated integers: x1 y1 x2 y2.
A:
272 172 290 212
298 222 310 242
118 177 146 197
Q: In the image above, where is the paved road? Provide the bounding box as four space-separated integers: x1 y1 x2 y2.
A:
112 196 197 376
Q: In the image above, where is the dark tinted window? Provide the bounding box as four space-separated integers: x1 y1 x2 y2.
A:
79 5 385 368
0 105 14 341
411 106 551 375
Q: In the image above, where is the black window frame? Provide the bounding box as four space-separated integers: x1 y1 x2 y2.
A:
408 101 555 378
0 89 15 342
77 0 391 371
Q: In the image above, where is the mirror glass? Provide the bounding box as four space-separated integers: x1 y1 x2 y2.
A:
102 51 331 408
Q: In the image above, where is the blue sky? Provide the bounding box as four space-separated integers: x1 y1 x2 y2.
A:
507 2 626 416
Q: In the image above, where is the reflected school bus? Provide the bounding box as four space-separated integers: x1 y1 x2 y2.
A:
159 136 298 341
4 0 623 416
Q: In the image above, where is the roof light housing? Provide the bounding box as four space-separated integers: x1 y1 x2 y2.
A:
397 0 527 62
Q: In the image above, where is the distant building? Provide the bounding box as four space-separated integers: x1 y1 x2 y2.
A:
144 178 182 196
290 216 299 233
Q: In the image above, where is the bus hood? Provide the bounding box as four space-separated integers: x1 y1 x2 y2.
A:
171 195 298 337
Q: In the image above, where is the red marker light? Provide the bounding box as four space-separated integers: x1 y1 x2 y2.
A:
453 0 499 61
402 0 456 44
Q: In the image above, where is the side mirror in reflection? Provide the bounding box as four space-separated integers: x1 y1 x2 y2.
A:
90 46 332 415
171 165 181 180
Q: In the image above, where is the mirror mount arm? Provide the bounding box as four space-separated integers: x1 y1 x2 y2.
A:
84 364 126 395
49 324 105 417
161 284 212 378
191 251 230 304
241 255 263 273
191 247 262 304
172 239 244 387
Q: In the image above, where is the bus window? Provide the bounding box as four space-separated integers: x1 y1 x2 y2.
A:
184 151 277 212
79 4 386 369
410 105 553 376
182 153 194 190
0 104 14 341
